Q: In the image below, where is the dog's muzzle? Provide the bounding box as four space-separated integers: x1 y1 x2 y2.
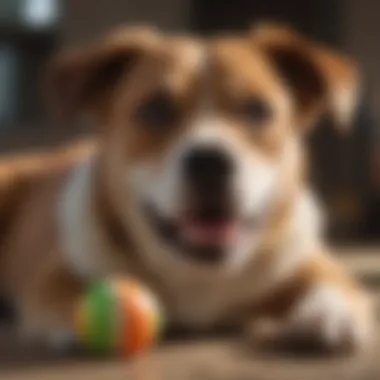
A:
154 145 240 264
182 145 234 207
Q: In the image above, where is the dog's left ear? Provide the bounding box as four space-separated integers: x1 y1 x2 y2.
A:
45 26 160 125
251 23 360 132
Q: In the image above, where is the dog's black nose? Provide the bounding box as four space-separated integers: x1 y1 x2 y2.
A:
183 146 233 190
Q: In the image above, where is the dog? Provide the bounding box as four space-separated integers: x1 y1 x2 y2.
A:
0 23 374 354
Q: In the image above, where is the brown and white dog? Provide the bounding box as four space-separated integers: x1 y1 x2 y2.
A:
0 23 374 353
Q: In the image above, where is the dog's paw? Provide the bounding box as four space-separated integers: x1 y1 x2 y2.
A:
284 284 373 353
249 284 374 355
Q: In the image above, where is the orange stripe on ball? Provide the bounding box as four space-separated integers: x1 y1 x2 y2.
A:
115 281 151 356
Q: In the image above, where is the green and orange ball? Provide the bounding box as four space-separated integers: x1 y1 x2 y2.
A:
74 278 165 357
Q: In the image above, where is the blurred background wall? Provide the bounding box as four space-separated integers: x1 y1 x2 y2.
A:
0 0 378 242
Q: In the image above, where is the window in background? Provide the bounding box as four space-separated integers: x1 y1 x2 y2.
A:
21 0 59 29
0 0 60 128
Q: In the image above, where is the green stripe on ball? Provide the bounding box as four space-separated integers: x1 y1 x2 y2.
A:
85 282 118 354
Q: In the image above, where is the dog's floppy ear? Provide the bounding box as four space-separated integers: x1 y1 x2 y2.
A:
252 23 360 131
46 26 159 124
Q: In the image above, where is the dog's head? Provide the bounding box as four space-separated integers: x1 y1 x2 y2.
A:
48 24 359 270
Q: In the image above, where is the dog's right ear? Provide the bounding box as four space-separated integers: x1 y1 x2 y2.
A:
45 26 159 124
251 23 360 132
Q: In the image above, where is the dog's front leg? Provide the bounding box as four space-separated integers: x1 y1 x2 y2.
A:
247 255 374 354
16 257 84 351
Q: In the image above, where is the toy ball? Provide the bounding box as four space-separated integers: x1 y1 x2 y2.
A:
74 278 164 357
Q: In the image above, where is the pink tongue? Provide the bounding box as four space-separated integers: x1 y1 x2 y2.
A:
182 222 237 245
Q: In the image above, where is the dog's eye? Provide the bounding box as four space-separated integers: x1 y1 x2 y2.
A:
239 97 272 125
137 91 179 131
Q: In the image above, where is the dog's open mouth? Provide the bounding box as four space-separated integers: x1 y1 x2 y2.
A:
145 204 253 264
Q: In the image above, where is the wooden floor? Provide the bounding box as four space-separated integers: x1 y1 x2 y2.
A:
1 247 380 380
